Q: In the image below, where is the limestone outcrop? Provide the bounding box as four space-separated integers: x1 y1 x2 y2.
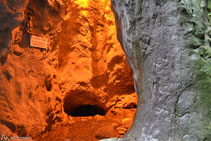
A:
111 0 211 140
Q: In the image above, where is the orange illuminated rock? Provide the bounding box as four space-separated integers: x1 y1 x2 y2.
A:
0 0 137 140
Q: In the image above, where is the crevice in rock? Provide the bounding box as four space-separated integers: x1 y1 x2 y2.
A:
0 119 16 133
45 77 52 91
2 69 12 81
17 125 27 137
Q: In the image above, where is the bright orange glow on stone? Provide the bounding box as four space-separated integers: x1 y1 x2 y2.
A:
0 0 137 141
74 0 89 7
42 0 137 140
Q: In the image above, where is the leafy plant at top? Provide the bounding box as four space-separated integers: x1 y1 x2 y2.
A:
208 0 211 24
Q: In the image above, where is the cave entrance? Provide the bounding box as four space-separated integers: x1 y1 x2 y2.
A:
41 0 138 140
63 89 108 117
71 104 106 117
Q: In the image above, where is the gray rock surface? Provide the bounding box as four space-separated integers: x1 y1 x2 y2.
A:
111 0 206 140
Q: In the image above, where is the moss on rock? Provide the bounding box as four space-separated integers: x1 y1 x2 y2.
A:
180 0 211 139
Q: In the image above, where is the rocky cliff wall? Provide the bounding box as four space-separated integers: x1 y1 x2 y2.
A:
111 0 211 140
0 0 137 140
1 0 211 140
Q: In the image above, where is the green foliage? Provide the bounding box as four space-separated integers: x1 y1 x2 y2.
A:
181 0 205 38
181 0 211 139
207 0 211 24
186 36 203 47
195 54 211 115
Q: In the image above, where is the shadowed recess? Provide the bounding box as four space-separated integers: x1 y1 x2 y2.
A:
70 104 106 117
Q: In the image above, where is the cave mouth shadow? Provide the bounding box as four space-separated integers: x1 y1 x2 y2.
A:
65 104 106 117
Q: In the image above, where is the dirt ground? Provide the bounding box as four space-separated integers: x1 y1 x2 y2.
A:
38 107 136 141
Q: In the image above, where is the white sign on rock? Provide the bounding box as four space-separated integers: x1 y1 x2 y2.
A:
30 35 48 49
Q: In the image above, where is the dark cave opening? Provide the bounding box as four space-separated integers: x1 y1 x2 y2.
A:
67 104 106 117
63 89 108 117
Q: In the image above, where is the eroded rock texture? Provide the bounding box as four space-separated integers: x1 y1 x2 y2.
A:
1 0 210 140
112 0 210 141
0 0 137 140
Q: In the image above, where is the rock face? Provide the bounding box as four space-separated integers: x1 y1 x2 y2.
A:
0 0 137 140
1 0 211 140
111 0 211 140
